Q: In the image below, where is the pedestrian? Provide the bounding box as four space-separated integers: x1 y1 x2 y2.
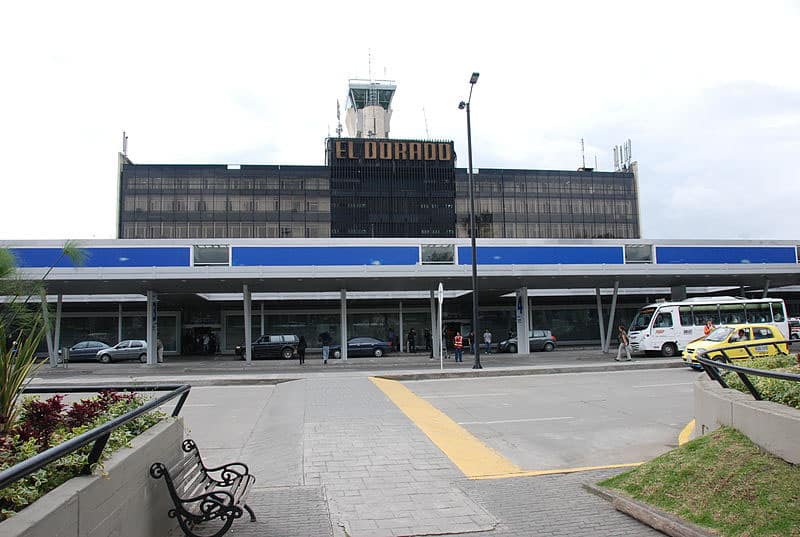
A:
703 320 715 336
467 330 475 354
297 335 307 365
424 329 432 353
454 331 464 362
209 333 217 354
202 334 210 354
483 329 492 354
615 324 632 361
156 338 164 363
318 331 332 364
408 328 416 353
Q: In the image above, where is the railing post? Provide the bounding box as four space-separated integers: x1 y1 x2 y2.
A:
82 433 111 474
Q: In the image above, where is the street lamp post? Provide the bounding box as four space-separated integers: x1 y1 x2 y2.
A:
459 72 482 369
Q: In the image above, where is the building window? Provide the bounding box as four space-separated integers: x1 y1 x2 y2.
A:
421 244 455 264
624 244 653 264
193 245 230 266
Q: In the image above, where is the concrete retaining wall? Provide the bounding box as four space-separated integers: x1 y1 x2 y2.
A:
695 377 800 464
0 417 184 537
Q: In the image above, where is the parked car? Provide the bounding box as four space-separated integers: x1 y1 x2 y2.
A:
497 330 557 353
58 340 111 362
96 339 148 363
682 324 790 369
331 337 392 358
235 334 298 360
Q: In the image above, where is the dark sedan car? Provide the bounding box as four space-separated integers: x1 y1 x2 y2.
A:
58 340 111 362
331 337 392 358
497 330 557 353
235 334 298 360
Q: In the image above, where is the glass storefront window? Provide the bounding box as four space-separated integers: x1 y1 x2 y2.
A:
421 244 454 264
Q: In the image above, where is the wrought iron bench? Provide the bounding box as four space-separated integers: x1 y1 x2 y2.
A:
150 439 256 537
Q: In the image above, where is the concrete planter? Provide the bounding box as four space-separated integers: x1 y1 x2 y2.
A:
694 377 800 464
0 417 184 537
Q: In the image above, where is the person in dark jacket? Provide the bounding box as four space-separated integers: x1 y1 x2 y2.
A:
297 335 307 365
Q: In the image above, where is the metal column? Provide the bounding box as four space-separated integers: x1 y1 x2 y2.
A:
430 290 438 359
340 289 348 361
243 285 252 364
399 301 404 353
146 290 158 365
54 293 63 358
595 288 606 352
260 302 265 336
762 279 770 298
40 291 55 367
118 303 123 344
603 281 620 353
515 287 530 354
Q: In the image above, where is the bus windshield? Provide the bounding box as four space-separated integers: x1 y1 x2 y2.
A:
705 327 733 342
630 308 656 331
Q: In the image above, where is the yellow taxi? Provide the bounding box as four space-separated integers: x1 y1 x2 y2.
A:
682 324 789 368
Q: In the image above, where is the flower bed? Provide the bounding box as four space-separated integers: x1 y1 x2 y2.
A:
0 391 165 521
720 354 800 409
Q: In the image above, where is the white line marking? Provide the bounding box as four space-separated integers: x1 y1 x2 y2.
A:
426 393 511 399
632 382 693 388
458 417 575 425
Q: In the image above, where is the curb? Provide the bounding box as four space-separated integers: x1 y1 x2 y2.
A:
377 360 685 381
583 484 718 537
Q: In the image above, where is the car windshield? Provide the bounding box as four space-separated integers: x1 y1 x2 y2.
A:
630 308 656 331
705 327 734 342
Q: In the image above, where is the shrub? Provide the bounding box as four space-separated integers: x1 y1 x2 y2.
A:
721 354 800 410
0 391 165 521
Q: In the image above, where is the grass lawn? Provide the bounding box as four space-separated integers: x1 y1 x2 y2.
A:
599 427 800 537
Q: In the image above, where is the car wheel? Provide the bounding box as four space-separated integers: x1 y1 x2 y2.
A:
374 348 383 357
543 342 555 352
281 347 294 360
508 344 517 353
333 350 342 359
661 343 678 358
99 354 111 364
139 353 147 363
791 334 799 340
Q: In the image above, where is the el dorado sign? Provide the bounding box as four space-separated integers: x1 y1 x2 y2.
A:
330 139 454 163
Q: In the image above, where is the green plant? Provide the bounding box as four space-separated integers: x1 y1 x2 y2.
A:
0 391 166 521
0 242 84 434
721 355 800 409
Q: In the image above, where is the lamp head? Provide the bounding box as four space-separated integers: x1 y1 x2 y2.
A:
470 72 480 84
458 101 466 110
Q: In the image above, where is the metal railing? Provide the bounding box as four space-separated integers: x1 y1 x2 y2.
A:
0 384 190 490
697 340 800 400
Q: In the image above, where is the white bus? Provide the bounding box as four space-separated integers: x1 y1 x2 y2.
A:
627 297 789 357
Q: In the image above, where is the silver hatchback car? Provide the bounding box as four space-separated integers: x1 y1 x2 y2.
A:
96 339 149 363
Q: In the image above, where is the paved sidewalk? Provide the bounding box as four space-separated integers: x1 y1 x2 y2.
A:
29 351 682 536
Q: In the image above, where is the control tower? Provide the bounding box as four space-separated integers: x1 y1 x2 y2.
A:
345 79 396 138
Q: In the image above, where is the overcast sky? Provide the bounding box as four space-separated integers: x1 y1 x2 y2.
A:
1 1 798 241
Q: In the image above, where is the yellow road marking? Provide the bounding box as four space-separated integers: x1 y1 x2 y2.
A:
678 419 695 446
371 377 643 480
370 377 523 478
472 462 643 480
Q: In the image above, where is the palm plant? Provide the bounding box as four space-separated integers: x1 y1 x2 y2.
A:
0 242 84 434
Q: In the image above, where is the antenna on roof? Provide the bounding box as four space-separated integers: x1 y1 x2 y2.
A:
336 99 343 137
423 107 430 138
122 130 128 156
581 138 586 169
594 155 598 170
368 49 373 81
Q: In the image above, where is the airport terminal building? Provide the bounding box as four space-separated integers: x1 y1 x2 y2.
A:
5 79 799 359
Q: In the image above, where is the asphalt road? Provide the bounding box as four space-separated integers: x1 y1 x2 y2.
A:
403 368 696 471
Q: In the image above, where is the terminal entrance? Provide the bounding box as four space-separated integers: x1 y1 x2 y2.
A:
182 325 221 355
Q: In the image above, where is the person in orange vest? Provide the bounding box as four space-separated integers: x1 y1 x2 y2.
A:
454 331 464 362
